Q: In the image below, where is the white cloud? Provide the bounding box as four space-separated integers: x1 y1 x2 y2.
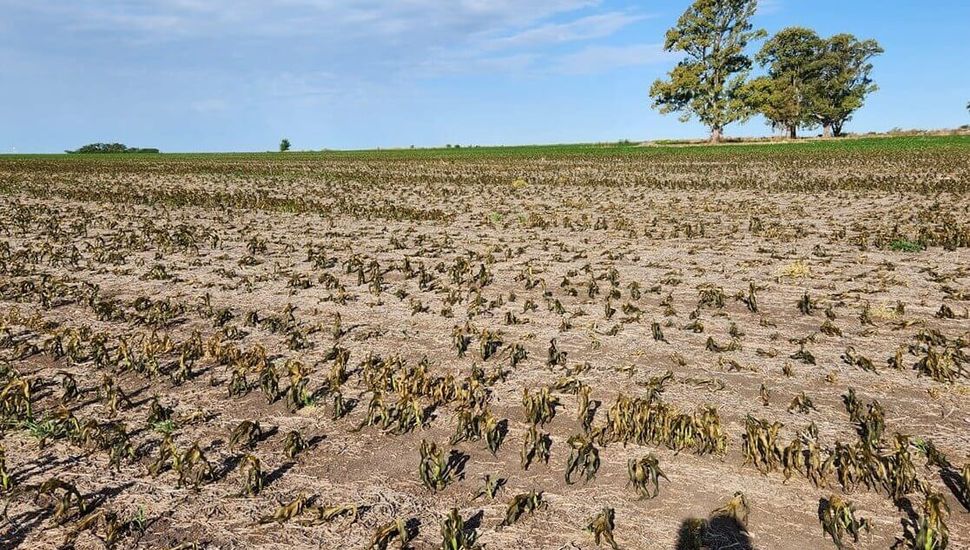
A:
413 53 540 77
21 1 602 40
758 0 783 15
552 43 675 75
483 11 648 50
3 0 661 81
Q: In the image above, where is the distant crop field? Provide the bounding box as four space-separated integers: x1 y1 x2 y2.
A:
0 136 968 549
8 134 970 162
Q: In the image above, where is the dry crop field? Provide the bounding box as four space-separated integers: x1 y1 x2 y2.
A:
0 137 969 549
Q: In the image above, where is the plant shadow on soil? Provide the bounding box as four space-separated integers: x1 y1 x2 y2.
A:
675 516 754 550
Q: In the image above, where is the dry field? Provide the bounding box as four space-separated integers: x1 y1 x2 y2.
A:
1 138 969 549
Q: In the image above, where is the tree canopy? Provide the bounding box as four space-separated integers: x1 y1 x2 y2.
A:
66 143 160 154
743 27 825 138
650 1 882 140
810 34 883 137
649 0 766 142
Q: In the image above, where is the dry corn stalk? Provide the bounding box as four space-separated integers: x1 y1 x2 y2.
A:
819 495 870 549
501 490 546 527
419 440 451 492
710 492 749 532
440 507 479 550
586 507 620 550
520 425 551 470
915 491 949 550
368 518 410 550
259 493 307 524
627 455 668 499
565 434 600 484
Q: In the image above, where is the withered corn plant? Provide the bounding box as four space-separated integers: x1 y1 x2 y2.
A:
913 347 966 384
521 425 552 470
479 329 503 361
451 407 495 447
484 414 505 455
149 435 177 477
332 391 348 419
259 493 307 524
697 285 725 309
501 490 546 527
915 491 949 550
285 361 314 411
239 454 264 496
419 440 452 492
565 434 600 484
368 518 410 550
742 416 781 475
440 508 480 550
452 325 470 358
0 445 14 494
547 339 566 367
710 492 749 532
66 509 135 550
798 292 815 315
737 282 758 313
819 495 870 549
627 454 668 499
229 420 262 450
788 392 816 414
283 430 308 460
759 383 770 407
586 507 620 550
473 474 505 500
303 503 360 526
842 347 877 373
577 383 598 433
522 387 558 426
1 373 33 421
176 442 212 490
36 477 88 524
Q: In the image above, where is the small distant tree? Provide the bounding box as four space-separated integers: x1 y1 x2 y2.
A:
810 34 883 137
279 138 291 152
649 0 766 143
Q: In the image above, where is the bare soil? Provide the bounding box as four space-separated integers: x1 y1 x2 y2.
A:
0 147 968 549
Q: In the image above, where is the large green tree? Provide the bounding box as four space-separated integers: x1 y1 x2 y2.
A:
745 27 824 139
650 0 766 143
811 34 883 137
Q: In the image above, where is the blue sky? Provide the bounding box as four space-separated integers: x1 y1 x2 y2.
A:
2 0 968 152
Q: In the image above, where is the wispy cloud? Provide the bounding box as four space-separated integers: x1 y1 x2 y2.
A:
483 11 648 50
4 1 656 78
15 1 603 41
0 0 681 151
552 43 675 75
758 0 783 15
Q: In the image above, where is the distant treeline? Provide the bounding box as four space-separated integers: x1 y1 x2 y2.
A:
66 143 160 154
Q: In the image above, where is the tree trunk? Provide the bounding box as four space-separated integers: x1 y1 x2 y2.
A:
710 127 723 143
822 123 833 138
788 125 797 140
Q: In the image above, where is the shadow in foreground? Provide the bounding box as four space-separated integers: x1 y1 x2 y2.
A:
676 516 754 550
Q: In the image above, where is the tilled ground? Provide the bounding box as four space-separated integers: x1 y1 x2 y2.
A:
0 144 969 549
